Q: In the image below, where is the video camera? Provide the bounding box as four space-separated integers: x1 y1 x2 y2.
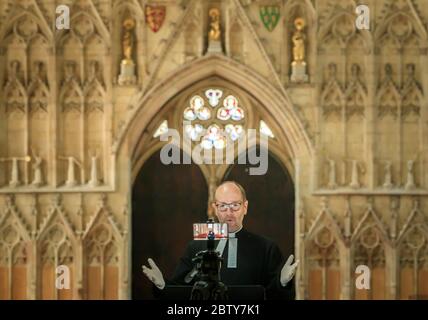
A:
189 219 228 300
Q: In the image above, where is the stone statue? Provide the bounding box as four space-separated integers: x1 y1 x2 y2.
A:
8 60 20 81
292 18 305 64
33 61 45 83
64 61 76 82
118 17 137 85
87 60 99 83
403 63 419 93
327 159 337 189
349 160 363 189
31 149 44 187
0 156 31 187
328 63 337 80
290 17 308 83
382 161 393 189
88 152 100 187
405 160 416 190
207 8 222 53
59 156 82 187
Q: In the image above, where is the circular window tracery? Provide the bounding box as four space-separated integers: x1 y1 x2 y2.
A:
183 88 245 150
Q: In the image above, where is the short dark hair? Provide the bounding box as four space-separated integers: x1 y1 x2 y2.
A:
216 180 247 201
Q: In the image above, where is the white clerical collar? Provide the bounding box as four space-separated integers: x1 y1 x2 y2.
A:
229 226 242 238
215 226 241 269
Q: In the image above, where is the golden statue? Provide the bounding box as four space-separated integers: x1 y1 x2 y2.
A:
122 18 136 63
208 8 221 41
292 18 306 64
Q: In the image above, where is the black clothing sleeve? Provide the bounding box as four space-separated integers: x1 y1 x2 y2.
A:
264 242 295 300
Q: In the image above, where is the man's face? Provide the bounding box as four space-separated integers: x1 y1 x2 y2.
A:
212 183 248 233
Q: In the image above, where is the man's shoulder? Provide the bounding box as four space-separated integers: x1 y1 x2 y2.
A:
240 229 278 248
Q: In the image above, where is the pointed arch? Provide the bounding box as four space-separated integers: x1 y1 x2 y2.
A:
118 55 314 163
83 203 122 300
0 9 53 44
352 204 390 245
0 199 30 241
318 8 372 52
83 203 122 240
113 0 144 17
37 204 76 244
306 202 346 246
55 9 110 47
284 0 317 27
375 11 428 46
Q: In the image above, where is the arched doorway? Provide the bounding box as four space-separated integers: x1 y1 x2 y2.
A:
131 146 208 299
123 56 313 300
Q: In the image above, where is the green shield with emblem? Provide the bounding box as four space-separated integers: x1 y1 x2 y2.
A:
260 5 280 32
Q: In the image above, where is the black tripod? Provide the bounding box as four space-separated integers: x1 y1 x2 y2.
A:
190 230 228 300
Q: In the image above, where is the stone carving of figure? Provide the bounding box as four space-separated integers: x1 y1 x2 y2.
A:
403 63 419 89
327 159 337 189
208 8 221 41
87 60 98 83
122 18 136 63
59 156 82 187
8 60 20 82
32 61 45 83
31 149 44 187
328 63 337 80
88 151 100 187
351 64 361 80
406 63 415 76
292 18 306 64
384 63 393 79
64 61 76 82
405 160 416 190
383 161 393 188
0 156 31 187
349 160 363 189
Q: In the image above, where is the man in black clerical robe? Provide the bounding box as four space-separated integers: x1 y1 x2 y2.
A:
142 181 299 300
170 227 294 300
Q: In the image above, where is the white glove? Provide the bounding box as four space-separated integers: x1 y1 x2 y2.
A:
142 258 165 290
280 254 299 287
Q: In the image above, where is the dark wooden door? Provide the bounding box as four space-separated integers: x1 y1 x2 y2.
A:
132 147 208 299
223 147 295 262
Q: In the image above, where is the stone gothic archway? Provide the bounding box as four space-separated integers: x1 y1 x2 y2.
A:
120 55 314 299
